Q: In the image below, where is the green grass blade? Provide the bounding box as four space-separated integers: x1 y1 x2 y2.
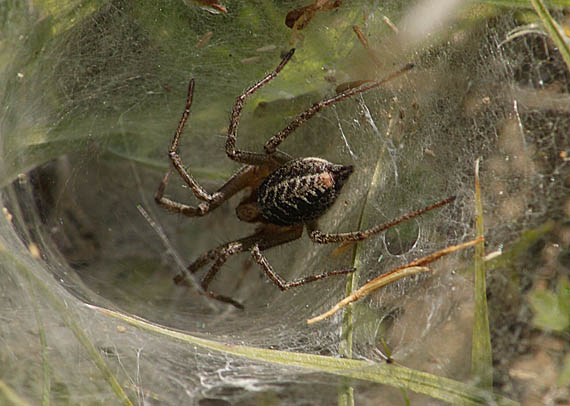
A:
471 159 493 388
337 107 395 405
29 288 51 406
93 305 519 406
529 0 570 70
0 248 134 406
0 381 32 406
480 0 570 7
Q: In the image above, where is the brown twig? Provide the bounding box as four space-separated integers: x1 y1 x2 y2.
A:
307 237 484 324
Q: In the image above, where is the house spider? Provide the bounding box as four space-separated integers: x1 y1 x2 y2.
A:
155 49 455 309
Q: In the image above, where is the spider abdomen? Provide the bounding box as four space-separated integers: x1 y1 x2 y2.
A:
257 158 353 226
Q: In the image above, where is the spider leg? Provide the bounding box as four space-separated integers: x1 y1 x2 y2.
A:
225 49 295 167
307 196 456 244
157 76 275 217
155 169 210 216
156 164 260 217
184 225 303 278
250 244 355 291
263 63 414 154
165 78 221 203
200 242 247 309
174 224 304 308
173 240 247 308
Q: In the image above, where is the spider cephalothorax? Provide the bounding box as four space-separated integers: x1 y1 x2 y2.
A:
156 48 454 309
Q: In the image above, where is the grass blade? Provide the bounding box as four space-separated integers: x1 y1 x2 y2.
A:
92 305 519 406
0 247 134 406
471 159 493 388
529 0 570 71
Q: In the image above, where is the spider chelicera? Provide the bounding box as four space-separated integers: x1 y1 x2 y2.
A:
155 48 455 309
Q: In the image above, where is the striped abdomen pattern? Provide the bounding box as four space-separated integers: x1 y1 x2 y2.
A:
257 158 353 226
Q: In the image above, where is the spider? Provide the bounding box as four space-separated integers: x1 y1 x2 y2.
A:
155 48 455 309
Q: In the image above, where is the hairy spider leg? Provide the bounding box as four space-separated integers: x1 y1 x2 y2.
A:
156 51 412 219
167 79 219 203
173 240 248 308
174 197 454 308
156 50 300 218
156 157 263 217
175 225 301 308
250 245 355 291
306 196 456 244
160 79 222 203
169 241 247 309
263 63 414 154
174 223 352 308
156 80 266 217
225 48 296 167
199 241 246 308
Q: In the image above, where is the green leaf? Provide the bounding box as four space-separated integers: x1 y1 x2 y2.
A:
529 278 570 332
